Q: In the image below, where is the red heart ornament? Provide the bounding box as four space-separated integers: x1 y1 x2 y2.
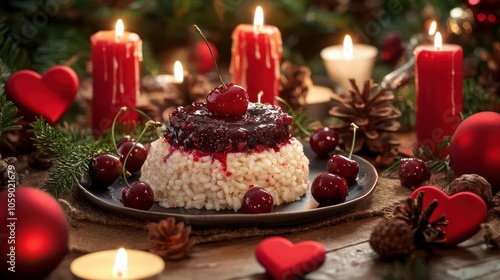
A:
256 236 326 280
6 66 79 125
410 186 487 246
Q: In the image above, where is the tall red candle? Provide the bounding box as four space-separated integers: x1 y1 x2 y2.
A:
91 19 142 135
414 32 463 154
230 6 282 104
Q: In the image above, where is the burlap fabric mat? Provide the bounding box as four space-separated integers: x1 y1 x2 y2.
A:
59 174 449 253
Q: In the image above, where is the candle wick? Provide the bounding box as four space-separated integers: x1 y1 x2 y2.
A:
253 24 263 33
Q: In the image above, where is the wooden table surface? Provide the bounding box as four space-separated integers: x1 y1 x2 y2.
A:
24 132 494 279
47 216 500 280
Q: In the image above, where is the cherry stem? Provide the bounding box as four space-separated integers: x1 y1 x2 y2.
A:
120 121 157 187
348 123 359 160
111 107 160 188
111 107 155 155
194 25 226 90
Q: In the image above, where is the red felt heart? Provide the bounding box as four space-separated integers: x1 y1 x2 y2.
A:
6 66 78 125
256 236 326 279
411 186 487 246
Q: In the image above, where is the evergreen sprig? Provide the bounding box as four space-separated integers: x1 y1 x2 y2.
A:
42 143 106 198
30 118 114 197
383 136 452 176
0 62 22 139
30 116 161 197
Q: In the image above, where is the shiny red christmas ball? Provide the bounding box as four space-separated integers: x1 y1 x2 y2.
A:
449 111 500 193
0 187 69 280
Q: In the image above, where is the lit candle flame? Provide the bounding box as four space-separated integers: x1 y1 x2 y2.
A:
343 35 353 60
428 21 437 36
112 248 127 279
253 6 264 32
174 61 184 83
115 19 124 42
434 32 442 51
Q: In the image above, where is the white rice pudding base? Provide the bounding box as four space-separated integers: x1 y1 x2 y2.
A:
140 137 310 211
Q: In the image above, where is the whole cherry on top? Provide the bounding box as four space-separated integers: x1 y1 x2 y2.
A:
194 25 249 117
327 123 360 185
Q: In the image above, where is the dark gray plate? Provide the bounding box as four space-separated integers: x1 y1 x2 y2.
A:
77 145 378 228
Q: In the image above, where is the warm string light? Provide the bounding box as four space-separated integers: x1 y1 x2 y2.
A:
115 19 124 42
253 6 264 32
343 35 353 60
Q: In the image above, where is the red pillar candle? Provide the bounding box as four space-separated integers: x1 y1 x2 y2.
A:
91 19 142 135
230 6 282 104
414 32 463 154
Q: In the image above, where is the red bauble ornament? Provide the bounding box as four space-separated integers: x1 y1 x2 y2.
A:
6 66 79 125
410 186 487 246
0 187 69 280
381 32 405 66
190 40 219 74
449 111 500 192
256 236 326 279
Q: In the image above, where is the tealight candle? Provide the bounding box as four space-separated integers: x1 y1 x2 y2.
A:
320 35 378 93
230 6 282 104
414 32 463 155
91 19 142 136
70 248 164 280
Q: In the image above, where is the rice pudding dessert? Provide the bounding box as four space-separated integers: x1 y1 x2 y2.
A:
140 101 309 211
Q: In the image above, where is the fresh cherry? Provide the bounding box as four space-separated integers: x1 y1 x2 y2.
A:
309 127 339 158
194 25 250 117
121 181 155 210
206 83 249 117
241 187 274 214
327 154 359 185
88 153 122 187
311 172 348 205
117 138 148 173
398 158 431 189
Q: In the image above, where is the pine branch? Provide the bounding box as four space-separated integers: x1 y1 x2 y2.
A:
30 118 115 197
42 143 105 198
383 136 452 176
30 117 75 158
0 19 31 77
0 62 22 139
30 117 159 198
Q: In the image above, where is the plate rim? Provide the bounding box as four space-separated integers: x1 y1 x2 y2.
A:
77 153 379 227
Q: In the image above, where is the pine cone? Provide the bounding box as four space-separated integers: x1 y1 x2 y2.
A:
393 191 448 247
146 217 196 261
329 79 401 165
279 61 313 111
369 218 416 260
0 154 22 189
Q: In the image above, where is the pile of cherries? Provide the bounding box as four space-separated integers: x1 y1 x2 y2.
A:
88 117 156 211
308 125 431 205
